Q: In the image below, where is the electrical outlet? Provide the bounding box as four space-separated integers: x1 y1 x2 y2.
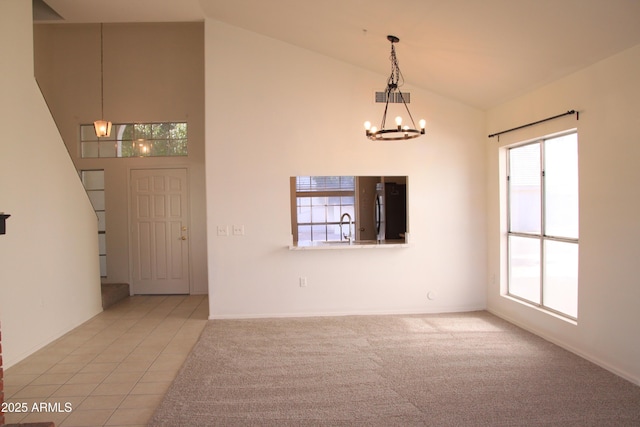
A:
233 225 245 236
299 277 308 287
217 225 229 236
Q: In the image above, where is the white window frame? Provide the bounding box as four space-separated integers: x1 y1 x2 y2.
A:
80 122 187 158
81 169 107 278
506 131 579 320
291 176 356 243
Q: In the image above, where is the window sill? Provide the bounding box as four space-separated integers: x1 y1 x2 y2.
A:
501 294 578 325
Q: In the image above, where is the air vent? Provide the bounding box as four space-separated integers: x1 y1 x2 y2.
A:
375 91 411 104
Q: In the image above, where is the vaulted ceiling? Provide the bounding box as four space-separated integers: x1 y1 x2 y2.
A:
40 0 640 109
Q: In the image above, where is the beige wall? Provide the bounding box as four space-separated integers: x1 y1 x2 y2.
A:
204 19 488 318
486 44 640 384
33 23 208 295
0 0 102 368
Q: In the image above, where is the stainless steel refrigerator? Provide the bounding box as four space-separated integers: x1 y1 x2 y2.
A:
375 182 407 241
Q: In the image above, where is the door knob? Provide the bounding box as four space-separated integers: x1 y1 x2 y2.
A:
180 236 187 240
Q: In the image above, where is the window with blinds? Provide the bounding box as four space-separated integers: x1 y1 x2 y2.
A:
293 176 355 243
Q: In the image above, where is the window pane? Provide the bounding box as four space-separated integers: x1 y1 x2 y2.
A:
116 124 134 140
544 240 578 318
171 139 188 155
134 123 152 139
297 203 311 223
99 140 117 158
310 197 327 222
298 225 312 241
327 224 342 241
326 205 342 223
508 235 541 304
81 141 99 158
96 211 106 232
341 203 355 218
118 140 135 158
81 125 99 141
327 196 341 206
98 233 107 255
81 170 104 190
340 176 355 189
99 255 107 277
545 133 579 239
295 176 355 192
509 143 541 234
296 176 312 191
87 190 105 211
150 140 169 156
341 196 355 206
134 142 151 157
312 224 326 241
171 122 187 139
152 123 170 139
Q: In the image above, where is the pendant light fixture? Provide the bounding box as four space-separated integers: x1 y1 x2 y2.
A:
364 35 426 141
94 23 112 138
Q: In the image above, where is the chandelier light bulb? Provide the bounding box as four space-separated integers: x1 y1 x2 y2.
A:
371 126 378 134
364 121 371 130
395 116 403 127
419 119 426 129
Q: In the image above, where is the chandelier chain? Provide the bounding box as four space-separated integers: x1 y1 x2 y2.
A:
387 43 404 90
100 23 104 119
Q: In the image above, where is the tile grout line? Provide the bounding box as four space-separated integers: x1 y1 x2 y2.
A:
3 296 208 426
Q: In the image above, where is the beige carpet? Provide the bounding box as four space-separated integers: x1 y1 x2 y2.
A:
149 311 640 426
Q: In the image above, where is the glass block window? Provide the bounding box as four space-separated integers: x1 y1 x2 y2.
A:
80 122 187 158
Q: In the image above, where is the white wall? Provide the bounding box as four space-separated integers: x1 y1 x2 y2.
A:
0 1 103 368
486 44 640 384
205 20 487 318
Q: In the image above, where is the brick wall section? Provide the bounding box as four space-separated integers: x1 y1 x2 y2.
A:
1 322 4 426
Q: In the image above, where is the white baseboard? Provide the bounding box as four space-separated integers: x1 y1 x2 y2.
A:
487 308 640 387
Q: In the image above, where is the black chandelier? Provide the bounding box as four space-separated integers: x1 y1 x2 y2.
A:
365 35 425 141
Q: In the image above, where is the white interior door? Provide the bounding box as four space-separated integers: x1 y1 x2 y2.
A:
130 168 190 294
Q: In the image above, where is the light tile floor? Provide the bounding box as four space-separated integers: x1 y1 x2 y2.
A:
3 295 208 427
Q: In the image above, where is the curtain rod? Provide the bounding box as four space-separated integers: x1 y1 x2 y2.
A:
488 110 578 140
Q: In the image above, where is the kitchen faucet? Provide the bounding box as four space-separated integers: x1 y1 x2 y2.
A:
340 213 353 244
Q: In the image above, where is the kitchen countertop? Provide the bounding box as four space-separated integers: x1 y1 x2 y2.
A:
289 239 409 250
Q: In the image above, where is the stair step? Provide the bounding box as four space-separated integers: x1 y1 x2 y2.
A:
101 283 130 309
